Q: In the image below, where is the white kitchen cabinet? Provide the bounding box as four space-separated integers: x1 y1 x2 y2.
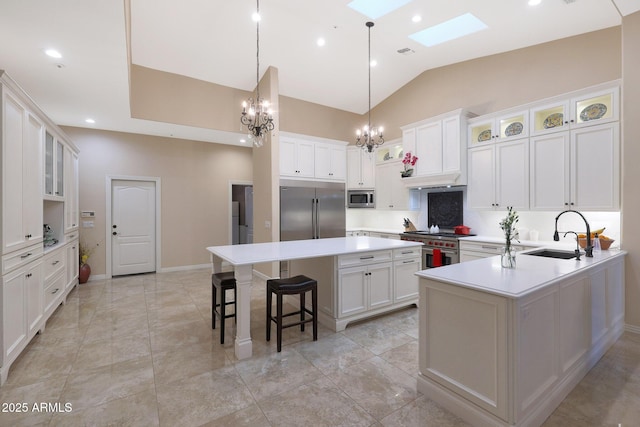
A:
375 161 420 210
347 146 375 189
368 231 400 240
459 240 537 263
530 122 619 211
401 109 470 187
1 71 80 386
2 259 42 379
280 136 315 178
63 147 79 233
468 109 528 147
314 142 346 181
468 139 529 211
65 237 79 291
530 86 619 137
394 250 421 302
44 130 65 199
2 89 44 254
338 262 393 317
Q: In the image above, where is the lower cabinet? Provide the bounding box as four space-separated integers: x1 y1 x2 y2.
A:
394 256 421 302
1 243 78 385
338 262 392 317
2 259 43 382
460 239 539 262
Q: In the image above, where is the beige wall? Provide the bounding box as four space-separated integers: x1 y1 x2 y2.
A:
374 27 622 140
61 126 253 275
279 96 362 141
129 65 252 133
622 11 640 329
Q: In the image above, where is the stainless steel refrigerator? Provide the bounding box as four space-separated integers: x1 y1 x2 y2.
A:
280 180 345 278
280 180 346 241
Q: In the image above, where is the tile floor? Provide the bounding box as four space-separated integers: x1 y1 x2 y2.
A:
1 269 639 426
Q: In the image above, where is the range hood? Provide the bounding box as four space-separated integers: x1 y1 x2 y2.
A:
402 172 463 189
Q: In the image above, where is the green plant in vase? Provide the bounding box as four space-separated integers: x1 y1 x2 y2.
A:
499 206 519 268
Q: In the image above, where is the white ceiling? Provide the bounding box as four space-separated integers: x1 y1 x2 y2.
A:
0 0 637 146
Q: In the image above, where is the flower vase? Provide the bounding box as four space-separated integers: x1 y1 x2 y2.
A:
79 263 91 284
501 246 516 269
401 168 413 178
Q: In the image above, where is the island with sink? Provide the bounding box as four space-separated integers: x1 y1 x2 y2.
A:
415 247 626 427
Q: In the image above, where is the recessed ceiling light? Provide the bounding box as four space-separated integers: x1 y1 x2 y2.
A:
528 0 542 5
252 12 261 22
240 138 247 144
347 0 412 20
45 49 62 58
409 13 488 47
85 118 95 124
412 15 422 23
370 59 377 67
317 38 326 47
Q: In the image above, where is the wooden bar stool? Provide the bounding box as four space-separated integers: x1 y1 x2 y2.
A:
211 272 236 344
266 275 318 352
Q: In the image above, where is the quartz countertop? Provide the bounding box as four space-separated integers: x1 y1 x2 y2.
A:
207 236 422 266
347 227 405 235
417 247 626 298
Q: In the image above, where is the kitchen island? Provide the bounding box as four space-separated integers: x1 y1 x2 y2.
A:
207 236 423 360
416 248 626 427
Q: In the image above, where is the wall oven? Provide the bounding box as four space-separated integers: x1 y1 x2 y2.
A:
347 190 375 208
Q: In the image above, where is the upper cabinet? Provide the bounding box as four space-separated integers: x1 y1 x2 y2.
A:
347 147 375 189
44 130 65 200
1 85 44 253
530 123 620 211
63 147 79 233
468 110 528 146
314 142 346 181
401 109 472 188
530 86 619 137
280 133 347 182
280 136 315 179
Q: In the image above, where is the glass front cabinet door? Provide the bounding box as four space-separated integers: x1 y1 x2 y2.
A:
44 131 64 199
468 110 527 146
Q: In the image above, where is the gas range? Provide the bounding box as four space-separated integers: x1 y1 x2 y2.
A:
400 231 475 268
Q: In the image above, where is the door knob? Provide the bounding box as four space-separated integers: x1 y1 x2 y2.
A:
112 231 117 236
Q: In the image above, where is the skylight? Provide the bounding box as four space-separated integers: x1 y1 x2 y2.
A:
409 13 488 47
347 0 413 20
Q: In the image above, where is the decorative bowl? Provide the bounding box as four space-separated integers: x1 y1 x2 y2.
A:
578 237 614 250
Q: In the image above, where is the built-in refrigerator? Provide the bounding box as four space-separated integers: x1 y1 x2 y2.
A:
280 179 346 276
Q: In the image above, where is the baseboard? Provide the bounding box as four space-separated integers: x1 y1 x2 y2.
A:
626 323 640 335
160 263 211 273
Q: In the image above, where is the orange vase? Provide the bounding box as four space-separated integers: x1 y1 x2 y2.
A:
79 264 91 284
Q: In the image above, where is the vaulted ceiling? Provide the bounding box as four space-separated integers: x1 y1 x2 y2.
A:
1 0 637 145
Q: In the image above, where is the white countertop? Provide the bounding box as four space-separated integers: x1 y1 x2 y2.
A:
417 247 626 298
347 227 405 234
207 236 423 266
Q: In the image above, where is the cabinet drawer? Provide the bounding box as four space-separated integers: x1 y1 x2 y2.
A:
43 249 66 282
44 271 65 313
338 250 392 268
393 247 422 260
2 243 43 275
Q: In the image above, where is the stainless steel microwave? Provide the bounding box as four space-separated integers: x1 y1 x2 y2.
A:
347 190 375 208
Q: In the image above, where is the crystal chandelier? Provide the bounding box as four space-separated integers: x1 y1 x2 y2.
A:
240 0 274 147
356 21 384 153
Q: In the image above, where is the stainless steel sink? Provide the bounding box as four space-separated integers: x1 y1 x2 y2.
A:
524 249 580 260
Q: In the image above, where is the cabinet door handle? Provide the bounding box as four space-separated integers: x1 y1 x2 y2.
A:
52 288 60 294
360 255 374 260
403 260 416 264
21 252 33 259
69 234 76 239
400 250 413 254
25 273 32 278
52 260 59 265
481 245 498 250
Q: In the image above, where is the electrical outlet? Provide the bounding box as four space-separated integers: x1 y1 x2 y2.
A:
264 220 271 229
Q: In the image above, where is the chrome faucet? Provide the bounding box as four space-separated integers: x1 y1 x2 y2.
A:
554 210 592 257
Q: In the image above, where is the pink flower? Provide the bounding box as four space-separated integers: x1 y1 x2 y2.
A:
402 152 418 167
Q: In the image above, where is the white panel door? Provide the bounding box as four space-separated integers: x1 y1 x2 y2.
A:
111 180 156 276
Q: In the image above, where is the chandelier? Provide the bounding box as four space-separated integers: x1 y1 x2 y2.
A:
356 21 384 153
240 0 274 147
